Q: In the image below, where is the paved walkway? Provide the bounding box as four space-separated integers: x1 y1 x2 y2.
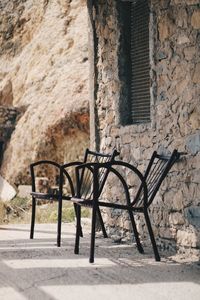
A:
0 223 199 300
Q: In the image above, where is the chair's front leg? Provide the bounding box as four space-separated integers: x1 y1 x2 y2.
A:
74 205 81 254
74 203 83 237
57 195 62 247
144 209 160 261
30 197 36 239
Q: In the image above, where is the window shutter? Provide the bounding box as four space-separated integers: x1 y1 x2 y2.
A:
130 0 150 124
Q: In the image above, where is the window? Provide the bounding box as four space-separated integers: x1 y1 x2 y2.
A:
118 0 151 125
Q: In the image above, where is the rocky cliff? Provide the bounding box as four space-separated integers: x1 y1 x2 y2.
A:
0 0 89 186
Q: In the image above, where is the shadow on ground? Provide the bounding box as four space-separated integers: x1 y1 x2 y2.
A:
0 223 199 300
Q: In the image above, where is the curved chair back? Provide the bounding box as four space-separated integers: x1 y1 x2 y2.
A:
132 149 180 208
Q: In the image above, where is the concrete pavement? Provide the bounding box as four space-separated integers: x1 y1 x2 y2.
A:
0 222 199 300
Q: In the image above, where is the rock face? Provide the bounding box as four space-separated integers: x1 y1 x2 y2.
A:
0 0 89 185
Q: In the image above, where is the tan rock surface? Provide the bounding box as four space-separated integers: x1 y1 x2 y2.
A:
0 0 89 185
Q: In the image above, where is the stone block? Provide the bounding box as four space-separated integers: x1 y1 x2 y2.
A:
191 10 200 29
183 46 196 60
185 206 200 228
170 227 178 239
177 229 200 248
189 109 200 130
159 227 173 239
158 91 167 101
182 182 197 204
159 0 170 9
0 80 13 106
192 63 200 84
173 0 183 3
175 78 190 95
0 175 16 202
186 131 200 155
105 137 112 146
157 51 168 61
152 208 163 224
164 189 184 211
158 16 175 42
124 220 132 231
121 133 133 145
177 33 190 44
17 185 32 198
169 212 185 225
176 8 188 28
186 0 200 4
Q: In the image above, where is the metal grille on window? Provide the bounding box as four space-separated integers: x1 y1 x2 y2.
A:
130 0 150 124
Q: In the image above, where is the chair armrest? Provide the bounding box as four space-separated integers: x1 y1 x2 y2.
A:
75 161 100 171
74 161 148 207
62 161 83 169
30 160 61 193
31 191 59 200
30 160 61 168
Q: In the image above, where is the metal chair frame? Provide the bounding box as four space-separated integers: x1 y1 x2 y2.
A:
30 149 119 246
67 149 180 263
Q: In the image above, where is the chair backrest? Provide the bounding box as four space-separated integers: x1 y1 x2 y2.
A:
133 149 180 208
30 160 61 194
76 149 119 199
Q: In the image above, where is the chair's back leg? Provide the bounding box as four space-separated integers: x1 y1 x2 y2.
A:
89 166 99 263
128 209 144 254
97 206 108 238
90 202 98 263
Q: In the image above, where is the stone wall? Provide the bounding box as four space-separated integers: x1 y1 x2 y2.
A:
90 0 200 255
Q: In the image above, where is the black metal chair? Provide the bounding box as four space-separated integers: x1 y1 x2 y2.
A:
30 148 119 246
67 149 180 263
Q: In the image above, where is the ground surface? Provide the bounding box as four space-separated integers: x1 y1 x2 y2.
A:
0 223 199 300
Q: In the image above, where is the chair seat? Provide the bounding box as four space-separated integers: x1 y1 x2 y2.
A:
70 197 144 212
71 197 92 206
31 192 59 200
31 192 71 201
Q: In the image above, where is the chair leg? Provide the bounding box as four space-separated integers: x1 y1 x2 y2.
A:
97 206 108 238
74 205 81 254
30 197 36 239
74 203 83 237
129 210 144 254
57 196 62 247
144 209 160 261
89 202 98 263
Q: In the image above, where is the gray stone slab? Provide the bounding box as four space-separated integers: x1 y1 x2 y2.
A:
186 131 200 155
0 223 199 300
17 185 32 198
0 175 16 202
